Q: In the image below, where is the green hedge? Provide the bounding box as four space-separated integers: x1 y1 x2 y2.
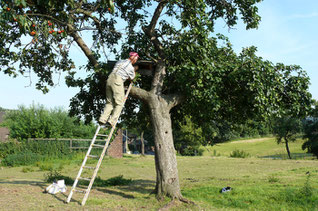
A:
2 104 96 141
2 152 44 166
0 139 73 166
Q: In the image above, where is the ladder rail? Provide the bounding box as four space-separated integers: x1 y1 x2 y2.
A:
67 82 133 206
81 126 115 205
81 82 133 206
66 125 101 203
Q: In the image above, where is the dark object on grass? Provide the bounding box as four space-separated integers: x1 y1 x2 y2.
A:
220 186 232 193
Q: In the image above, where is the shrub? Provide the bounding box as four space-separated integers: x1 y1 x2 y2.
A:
23 139 71 158
38 163 54 171
0 139 74 166
268 176 280 183
97 175 132 186
174 116 205 156
212 149 221 157
45 170 132 187
21 167 35 173
181 146 204 156
3 104 96 141
230 149 250 158
301 172 314 197
2 152 44 167
45 170 74 185
0 104 95 166
0 140 21 159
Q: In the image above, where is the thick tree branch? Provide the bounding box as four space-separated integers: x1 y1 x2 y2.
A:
130 86 150 102
26 13 68 26
148 0 168 33
25 12 99 68
143 1 168 95
165 93 185 110
151 60 166 94
143 0 168 59
67 24 99 68
75 8 100 27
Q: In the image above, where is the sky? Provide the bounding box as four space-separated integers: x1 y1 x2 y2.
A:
0 0 317 110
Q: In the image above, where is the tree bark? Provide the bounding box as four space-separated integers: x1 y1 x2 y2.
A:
141 131 145 155
148 94 182 200
285 139 292 159
130 60 185 200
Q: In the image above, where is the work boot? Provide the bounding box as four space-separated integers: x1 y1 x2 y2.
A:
105 121 114 128
98 120 106 126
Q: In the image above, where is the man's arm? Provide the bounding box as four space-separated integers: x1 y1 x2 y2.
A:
129 65 138 81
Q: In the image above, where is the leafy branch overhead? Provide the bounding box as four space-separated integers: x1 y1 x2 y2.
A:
0 0 312 123
0 0 116 92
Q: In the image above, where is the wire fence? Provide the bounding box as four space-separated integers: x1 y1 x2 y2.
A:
27 138 93 150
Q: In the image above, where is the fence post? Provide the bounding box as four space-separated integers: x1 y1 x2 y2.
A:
70 139 72 152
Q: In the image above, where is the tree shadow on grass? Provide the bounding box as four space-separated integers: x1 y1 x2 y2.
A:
0 176 156 203
0 179 78 204
260 153 314 160
95 188 136 199
95 179 155 199
0 180 46 186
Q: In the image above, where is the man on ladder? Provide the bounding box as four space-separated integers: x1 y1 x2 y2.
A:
99 52 139 128
66 52 139 206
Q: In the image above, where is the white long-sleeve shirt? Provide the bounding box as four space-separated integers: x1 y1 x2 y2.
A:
112 59 135 81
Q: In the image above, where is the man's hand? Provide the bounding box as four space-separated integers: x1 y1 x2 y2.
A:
134 65 139 71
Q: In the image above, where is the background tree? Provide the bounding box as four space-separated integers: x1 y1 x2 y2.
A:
302 121 318 159
174 116 205 156
3 104 96 140
309 99 318 117
302 100 318 159
273 117 303 159
0 0 312 203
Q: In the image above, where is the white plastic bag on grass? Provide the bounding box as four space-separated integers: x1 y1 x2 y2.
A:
45 180 67 194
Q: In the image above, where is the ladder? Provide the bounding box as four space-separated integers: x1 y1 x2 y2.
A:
66 82 133 206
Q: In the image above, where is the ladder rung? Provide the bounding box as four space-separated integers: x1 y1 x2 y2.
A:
92 144 105 148
83 166 95 170
88 154 99 158
74 189 87 193
79 177 91 181
97 134 108 137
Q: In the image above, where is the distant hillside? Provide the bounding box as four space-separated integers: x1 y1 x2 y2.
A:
204 137 314 160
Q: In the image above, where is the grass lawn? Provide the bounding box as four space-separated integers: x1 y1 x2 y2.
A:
0 138 317 210
203 137 314 159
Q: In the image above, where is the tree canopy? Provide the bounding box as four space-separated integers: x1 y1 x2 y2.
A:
0 0 311 125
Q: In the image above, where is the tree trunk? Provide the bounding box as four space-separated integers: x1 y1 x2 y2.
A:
125 129 131 154
141 131 145 155
130 61 185 201
148 95 182 200
285 139 292 159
